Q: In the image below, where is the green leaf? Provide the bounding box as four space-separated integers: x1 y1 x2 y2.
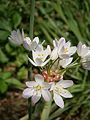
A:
0 81 8 93
5 78 24 88
0 30 10 41
12 12 22 28
0 72 12 80
17 67 28 80
0 49 9 63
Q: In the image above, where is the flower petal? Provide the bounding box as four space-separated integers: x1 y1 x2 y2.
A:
33 37 39 43
41 58 50 67
26 81 37 87
50 48 58 60
42 90 52 101
32 94 41 104
58 80 74 88
60 89 73 98
69 46 77 56
28 57 37 66
59 57 73 68
53 93 64 108
22 88 33 98
35 74 44 84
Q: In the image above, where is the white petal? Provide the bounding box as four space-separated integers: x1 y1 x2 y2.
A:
47 45 51 55
41 58 50 67
59 37 65 47
26 81 37 87
23 37 31 51
77 42 83 56
59 57 73 68
49 82 55 91
28 57 38 66
35 74 44 84
53 93 64 108
60 89 73 98
33 37 39 43
50 48 58 60
69 46 77 56
32 94 41 104
58 80 74 88
81 56 90 70
42 90 52 101
43 82 51 89
64 41 71 48
22 88 33 98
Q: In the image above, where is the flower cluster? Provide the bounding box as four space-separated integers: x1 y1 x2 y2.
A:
9 29 90 108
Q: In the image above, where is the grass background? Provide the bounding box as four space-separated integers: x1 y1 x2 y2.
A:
0 0 90 119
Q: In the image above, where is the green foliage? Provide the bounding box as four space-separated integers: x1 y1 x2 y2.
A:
0 71 24 94
0 0 90 119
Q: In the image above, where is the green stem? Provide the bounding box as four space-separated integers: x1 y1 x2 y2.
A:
41 100 52 120
28 0 35 120
29 0 35 40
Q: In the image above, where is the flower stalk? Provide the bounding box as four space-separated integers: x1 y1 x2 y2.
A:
28 0 35 120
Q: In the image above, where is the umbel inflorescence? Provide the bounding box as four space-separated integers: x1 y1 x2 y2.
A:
9 29 90 108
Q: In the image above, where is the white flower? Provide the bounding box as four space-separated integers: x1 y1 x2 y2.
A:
51 37 76 60
28 45 51 67
81 55 90 70
59 57 73 68
77 42 90 58
50 80 73 108
23 74 51 104
9 29 24 45
50 37 65 60
58 41 77 59
23 37 39 51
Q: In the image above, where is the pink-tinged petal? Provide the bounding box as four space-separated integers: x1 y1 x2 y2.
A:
28 57 37 66
22 88 33 99
32 94 41 104
42 90 52 101
58 80 74 88
35 74 44 84
60 89 73 98
26 81 37 87
53 93 64 108
41 58 50 67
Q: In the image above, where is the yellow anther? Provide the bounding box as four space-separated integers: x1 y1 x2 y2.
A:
38 54 41 56
42 54 44 56
34 85 41 90
64 48 68 53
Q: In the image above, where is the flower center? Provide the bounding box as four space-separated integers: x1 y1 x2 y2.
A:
34 85 41 91
64 48 68 53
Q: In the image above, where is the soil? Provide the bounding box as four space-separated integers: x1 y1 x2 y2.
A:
0 90 27 120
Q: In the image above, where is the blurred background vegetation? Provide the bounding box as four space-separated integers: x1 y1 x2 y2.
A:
0 0 90 120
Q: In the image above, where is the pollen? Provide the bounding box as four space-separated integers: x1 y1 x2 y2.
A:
34 85 41 91
42 54 44 56
38 54 41 56
64 48 68 53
